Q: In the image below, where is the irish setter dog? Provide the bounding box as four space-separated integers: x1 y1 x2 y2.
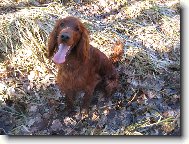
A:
47 16 123 114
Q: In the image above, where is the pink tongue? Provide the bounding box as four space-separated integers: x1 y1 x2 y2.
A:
53 44 70 64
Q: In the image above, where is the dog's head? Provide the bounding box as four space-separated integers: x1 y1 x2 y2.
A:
47 16 89 64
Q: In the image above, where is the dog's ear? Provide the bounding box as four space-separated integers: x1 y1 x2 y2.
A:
76 24 90 62
46 20 60 58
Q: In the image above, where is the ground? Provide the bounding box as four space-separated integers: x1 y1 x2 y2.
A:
0 0 180 135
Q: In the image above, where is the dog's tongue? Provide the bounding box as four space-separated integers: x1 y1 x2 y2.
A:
53 44 70 64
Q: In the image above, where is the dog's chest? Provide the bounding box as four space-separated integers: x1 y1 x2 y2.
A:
57 62 89 89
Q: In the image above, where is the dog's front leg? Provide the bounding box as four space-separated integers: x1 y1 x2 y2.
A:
81 75 101 115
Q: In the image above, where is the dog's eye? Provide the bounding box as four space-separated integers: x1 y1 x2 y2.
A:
60 23 64 27
75 26 79 31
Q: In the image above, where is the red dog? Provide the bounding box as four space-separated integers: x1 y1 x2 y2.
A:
47 16 123 114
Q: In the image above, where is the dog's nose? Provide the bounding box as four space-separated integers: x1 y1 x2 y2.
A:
61 33 70 41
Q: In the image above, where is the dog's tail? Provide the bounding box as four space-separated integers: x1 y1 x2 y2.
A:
109 41 124 65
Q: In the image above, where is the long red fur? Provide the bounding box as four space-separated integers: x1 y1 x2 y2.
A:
47 16 123 114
